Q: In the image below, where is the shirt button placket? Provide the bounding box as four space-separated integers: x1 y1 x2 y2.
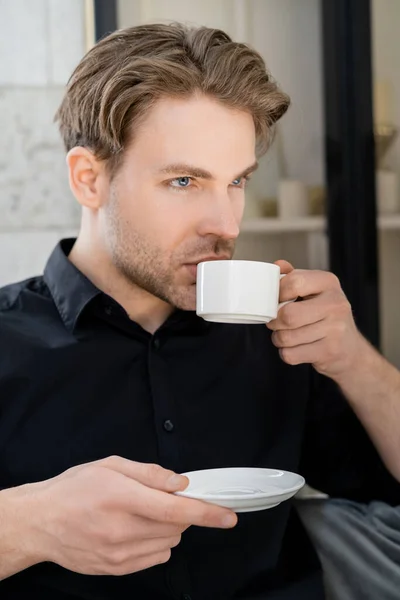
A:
163 419 174 432
148 334 181 470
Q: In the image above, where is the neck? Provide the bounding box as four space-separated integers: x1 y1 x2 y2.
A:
69 232 174 334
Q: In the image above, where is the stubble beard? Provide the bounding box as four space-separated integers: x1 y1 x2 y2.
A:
105 191 235 310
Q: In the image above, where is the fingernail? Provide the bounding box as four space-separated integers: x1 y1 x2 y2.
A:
221 513 237 528
167 474 187 491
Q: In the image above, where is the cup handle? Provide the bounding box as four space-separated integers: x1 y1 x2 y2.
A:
278 273 297 311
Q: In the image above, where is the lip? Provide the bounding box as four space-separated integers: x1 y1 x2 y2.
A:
186 256 231 266
183 257 230 282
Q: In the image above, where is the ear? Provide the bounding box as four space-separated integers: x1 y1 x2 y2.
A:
66 147 106 209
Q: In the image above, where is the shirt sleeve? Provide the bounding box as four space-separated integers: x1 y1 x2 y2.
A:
299 368 400 505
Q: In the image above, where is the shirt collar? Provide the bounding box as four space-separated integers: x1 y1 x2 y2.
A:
44 239 211 335
44 239 100 333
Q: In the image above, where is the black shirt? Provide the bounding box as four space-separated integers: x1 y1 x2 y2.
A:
0 239 399 600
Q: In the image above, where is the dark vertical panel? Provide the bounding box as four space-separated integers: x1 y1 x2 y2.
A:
322 0 380 347
94 0 118 41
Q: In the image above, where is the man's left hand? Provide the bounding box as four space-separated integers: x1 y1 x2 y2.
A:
267 260 364 380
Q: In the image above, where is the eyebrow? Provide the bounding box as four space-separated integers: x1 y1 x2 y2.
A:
157 161 259 180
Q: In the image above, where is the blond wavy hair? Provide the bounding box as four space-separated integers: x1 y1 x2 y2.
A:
55 22 290 175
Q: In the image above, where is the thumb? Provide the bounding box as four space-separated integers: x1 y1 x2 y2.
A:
99 456 189 492
274 259 295 275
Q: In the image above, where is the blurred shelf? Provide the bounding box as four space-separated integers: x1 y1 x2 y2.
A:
241 216 324 233
241 214 400 234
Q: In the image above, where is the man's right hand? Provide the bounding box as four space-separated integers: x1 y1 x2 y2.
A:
1 457 237 579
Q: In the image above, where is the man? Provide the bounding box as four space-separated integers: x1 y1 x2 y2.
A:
0 23 399 600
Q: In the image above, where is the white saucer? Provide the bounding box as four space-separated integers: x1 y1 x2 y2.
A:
175 467 305 512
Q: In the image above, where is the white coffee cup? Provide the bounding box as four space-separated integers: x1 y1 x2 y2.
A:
196 260 294 324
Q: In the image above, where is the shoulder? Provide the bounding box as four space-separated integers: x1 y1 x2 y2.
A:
0 277 64 378
0 276 51 315
0 277 45 309
0 276 55 340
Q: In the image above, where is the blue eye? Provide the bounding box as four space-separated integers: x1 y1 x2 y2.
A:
170 177 192 188
232 176 251 187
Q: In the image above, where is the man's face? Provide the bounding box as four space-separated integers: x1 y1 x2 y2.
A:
101 94 257 310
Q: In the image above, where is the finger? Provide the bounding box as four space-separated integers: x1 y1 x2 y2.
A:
108 517 189 544
278 269 341 303
278 338 327 366
267 286 349 331
133 518 190 540
267 295 327 331
99 456 189 492
132 534 182 559
106 549 173 576
130 485 237 529
271 320 327 349
106 534 182 565
274 259 294 275
133 549 173 571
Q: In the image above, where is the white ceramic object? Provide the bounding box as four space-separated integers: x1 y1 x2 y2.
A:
176 467 305 512
278 179 309 219
376 170 399 214
196 260 293 324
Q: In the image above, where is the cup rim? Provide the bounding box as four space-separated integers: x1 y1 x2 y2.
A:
197 259 280 270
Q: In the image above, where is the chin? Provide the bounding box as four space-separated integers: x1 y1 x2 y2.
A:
170 285 197 312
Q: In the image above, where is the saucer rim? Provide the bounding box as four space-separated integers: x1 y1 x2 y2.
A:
175 467 305 501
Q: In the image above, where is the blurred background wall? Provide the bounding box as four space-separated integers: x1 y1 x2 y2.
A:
0 0 85 285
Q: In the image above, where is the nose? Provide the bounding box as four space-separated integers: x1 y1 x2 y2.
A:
198 193 241 240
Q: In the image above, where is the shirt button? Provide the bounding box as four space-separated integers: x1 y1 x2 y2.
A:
182 595 192 600
104 305 113 316
163 419 174 432
153 337 161 350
